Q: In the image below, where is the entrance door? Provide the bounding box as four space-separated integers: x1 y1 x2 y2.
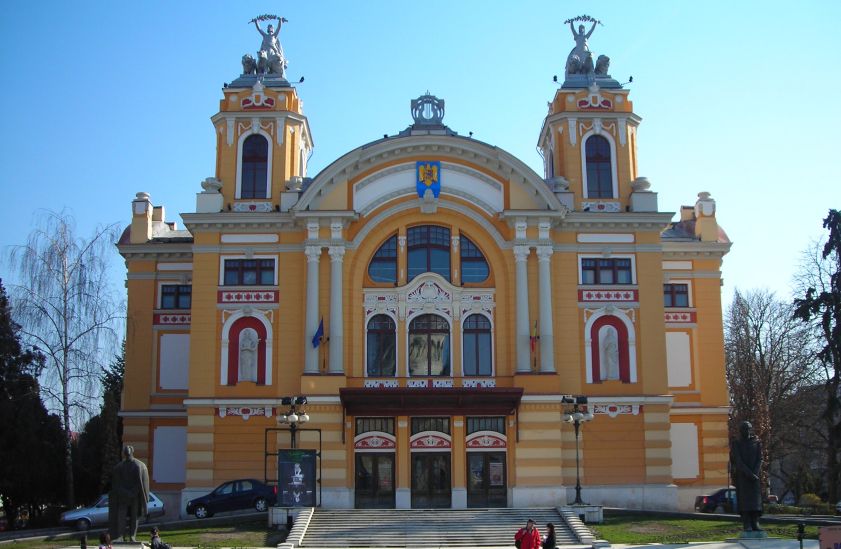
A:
411 452 451 508
355 453 395 508
467 452 507 507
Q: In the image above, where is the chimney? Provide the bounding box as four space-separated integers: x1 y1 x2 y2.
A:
693 192 718 242
130 192 153 244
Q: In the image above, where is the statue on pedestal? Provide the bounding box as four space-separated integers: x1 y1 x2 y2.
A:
564 15 602 76
109 445 150 542
249 14 288 77
731 421 765 535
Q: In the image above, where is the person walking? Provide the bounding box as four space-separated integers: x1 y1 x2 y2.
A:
542 522 557 549
515 518 541 549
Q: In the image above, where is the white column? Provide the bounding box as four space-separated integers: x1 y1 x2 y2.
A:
537 245 555 373
514 245 531 373
304 245 321 373
328 246 345 374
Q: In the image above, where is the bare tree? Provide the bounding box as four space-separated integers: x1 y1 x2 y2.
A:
6 211 122 507
724 289 819 498
794 209 841 503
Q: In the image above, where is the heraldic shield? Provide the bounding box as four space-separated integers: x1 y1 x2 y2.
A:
416 161 441 199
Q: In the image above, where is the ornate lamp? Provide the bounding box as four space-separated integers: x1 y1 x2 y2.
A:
277 396 309 448
562 396 594 505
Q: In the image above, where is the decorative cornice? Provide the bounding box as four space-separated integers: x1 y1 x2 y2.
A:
662 242 732 257
560 212 675 231
119 410 187 418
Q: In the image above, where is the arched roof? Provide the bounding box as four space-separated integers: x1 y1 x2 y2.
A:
293 133 565 215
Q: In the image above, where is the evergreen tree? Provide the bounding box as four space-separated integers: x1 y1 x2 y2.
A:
794 209 841 503
0 279 64 528
75 344 125 503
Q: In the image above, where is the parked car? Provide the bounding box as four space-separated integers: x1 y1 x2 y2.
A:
836 500 841 515
186 479 277 518
695 487 737 513
60 492 165 531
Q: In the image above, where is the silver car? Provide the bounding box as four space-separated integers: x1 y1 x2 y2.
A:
60 493 165 531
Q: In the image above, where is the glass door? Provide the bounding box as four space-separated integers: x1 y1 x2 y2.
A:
355 453 395 508
411 452 451 508
467 452 507 507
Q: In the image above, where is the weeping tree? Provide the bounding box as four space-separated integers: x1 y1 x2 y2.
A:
794 209 841 503
724 289 819 498
6 211 123 507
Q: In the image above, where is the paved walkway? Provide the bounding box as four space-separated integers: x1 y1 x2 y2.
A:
613 540 820 549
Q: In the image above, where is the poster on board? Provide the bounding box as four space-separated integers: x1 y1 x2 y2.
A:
278 449 316 506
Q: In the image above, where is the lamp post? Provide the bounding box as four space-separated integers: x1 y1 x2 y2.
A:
277 396 309 448
563 396 594 505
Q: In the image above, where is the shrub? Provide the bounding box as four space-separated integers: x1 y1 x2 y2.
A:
798 493 822 507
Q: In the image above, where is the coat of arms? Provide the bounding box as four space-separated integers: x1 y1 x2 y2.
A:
416 161 441 199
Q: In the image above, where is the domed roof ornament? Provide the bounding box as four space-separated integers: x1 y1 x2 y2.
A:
411 93 445 126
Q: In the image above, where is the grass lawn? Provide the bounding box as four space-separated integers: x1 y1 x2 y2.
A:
592 513 821 544
0 520 286 549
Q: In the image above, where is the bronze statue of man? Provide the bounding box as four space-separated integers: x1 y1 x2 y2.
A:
731 421 763 533
109 445 150 542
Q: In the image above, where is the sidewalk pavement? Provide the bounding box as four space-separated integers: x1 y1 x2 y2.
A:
613 539 820 549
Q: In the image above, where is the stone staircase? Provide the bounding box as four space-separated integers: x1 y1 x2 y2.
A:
287 507 596 548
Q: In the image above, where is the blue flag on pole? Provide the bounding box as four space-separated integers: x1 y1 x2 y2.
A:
312 318 324 348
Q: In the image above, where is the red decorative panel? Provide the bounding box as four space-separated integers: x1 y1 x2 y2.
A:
410 434 451 449
578 289 638 302
154 313 191 325
578 98 612 110
664 311 697 323
465 433 507 449
218 290 278 304
354 434 396 450
242 97 275 110
592 404 642 417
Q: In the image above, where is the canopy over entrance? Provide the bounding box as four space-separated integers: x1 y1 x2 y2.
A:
339 387 524 416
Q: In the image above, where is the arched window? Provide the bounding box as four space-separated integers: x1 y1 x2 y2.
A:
407 226 450 282
368 235 398 284
366 315 396 376
585 135 613 198
241 134 269 199
462 314 492 376
408 314 450 376
460 236 489 283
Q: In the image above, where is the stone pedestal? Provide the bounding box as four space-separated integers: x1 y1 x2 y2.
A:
737 530 769 539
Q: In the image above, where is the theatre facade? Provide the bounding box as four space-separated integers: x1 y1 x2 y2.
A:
117 20 731 514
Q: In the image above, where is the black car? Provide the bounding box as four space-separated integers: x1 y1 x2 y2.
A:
186 479 277 518
695 487 736 513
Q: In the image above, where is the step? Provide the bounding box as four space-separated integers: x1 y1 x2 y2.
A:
299 508 588 548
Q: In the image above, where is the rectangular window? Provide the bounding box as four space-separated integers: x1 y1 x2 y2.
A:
664 283 690 307
356 417 395 436
581 257 633 285
223 259 275 286
411 417 450 435
466 417 505 435
160 284 191 309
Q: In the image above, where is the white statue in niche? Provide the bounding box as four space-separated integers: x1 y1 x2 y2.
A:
599 325 620 381
238 328 259 382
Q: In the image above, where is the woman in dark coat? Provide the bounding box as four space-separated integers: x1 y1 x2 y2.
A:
542 522 557 549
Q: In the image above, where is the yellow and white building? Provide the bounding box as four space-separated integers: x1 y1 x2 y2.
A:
118 28 731 514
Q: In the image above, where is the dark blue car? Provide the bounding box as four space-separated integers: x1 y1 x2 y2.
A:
186 479 277 518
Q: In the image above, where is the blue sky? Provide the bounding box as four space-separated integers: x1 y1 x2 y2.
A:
1 0 839 309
